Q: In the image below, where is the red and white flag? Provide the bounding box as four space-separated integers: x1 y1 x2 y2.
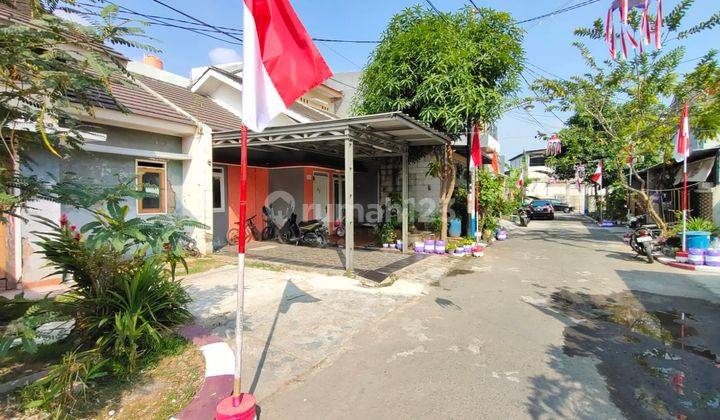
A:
674 102 690 163
242 0 332 132
470 125 482 168
591 162 603 187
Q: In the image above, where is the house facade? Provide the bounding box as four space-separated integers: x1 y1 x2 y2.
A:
508 149 588 213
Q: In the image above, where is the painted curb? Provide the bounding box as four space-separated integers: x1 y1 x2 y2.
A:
177 325 234 420
657 257 698 271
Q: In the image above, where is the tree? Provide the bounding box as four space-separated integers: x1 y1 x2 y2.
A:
533 0 720 233
355 5 524 239
0 0 152 221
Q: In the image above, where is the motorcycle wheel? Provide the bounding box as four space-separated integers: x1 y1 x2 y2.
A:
278 230 291 244
261 226 274 241
644 242 654 264
316 233 328 248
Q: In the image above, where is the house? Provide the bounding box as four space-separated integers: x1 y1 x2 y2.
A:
0 5 214 289
507 149 588 212
634 147 720 226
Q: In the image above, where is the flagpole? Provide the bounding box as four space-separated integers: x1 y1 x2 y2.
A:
235 124 248 398
682 152 688 252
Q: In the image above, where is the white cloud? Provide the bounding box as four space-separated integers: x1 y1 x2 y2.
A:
208 47 241 65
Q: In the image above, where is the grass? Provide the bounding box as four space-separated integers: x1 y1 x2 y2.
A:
0 335 204 419
0 337 76 383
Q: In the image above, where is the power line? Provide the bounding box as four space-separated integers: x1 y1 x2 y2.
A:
520 72 567 125
517 0 601 25
424 0 443 15
467 0 480 10
148 0 244 44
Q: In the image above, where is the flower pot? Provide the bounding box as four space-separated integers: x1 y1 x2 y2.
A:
383 243 389 248
463 245 472 253
424 239 435 253
705 249 720 267
472 246 485 257
435 240 446 254
496 229 508 241
688 248 705 266
675 251 688 263
396 239 403 251
414 241 424 253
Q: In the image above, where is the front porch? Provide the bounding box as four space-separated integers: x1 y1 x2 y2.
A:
212 112 452 274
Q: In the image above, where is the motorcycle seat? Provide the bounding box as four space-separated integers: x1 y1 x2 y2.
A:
299 219 321 227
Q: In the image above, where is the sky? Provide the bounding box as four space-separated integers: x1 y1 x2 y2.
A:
103 0 719 160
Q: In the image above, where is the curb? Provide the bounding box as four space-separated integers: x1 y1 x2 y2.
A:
656 256 720 273
177 325 234 420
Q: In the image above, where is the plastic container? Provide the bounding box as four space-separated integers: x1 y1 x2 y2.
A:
414 241 424 253
435 240 446 254
688 248 705 266
686 231 711 251
496 229 508 241
424 239 435 253
705 249 720 267
448 218 462 238
453 248 465 257
675 251 688 263
472 246 485 257
396 239 403 251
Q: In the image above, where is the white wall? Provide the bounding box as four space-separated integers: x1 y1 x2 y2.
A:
182 125 214 254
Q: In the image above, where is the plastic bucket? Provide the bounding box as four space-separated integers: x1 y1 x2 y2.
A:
675 251 688 263
414 241 424 253
686 231 711 251
705 249 720 267
448 218 462 238
424 239 435 253
688 248 706 266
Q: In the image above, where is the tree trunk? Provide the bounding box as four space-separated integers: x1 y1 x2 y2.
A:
437 144 456 241
618 159 669 234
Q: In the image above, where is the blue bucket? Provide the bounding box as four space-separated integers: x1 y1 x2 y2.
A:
448 218 462 238
686 231 711 250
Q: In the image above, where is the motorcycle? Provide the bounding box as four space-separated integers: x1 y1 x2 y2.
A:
628 223 659 264
518 207 530 227
278 212 329 248
261 205 279 240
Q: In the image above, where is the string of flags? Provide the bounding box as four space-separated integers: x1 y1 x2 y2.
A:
605 0 663 60
546 134 562 156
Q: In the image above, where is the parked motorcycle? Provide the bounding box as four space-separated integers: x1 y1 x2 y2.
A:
279 212 329 248
261 205 279 240
518 207 531 227
628 223 658 264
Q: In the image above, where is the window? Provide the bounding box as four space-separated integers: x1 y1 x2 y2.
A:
213 167 225 212
137 160 167 214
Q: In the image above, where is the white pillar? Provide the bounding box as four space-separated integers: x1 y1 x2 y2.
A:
182 124 214 255
402 147 409 253
344 135 354 274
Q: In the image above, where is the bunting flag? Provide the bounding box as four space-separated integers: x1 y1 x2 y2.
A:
605 0 663 60
546 134 562 156
242 0 333 132
491 151 500 174
674 103 690 163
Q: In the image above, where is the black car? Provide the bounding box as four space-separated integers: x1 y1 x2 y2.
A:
549 199 574 213
528 199 555 220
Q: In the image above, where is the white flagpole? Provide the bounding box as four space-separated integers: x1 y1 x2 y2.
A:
682 152 688 252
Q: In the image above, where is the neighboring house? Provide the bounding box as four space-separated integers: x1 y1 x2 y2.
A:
0 4 214 289
507 149 588 213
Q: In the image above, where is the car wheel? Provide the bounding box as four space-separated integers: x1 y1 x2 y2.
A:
563 208 571 213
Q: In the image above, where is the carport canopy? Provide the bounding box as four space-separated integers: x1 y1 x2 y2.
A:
212 112 452 274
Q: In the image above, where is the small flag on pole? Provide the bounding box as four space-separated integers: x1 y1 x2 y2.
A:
470 125 482 168
591 162 603 188
674 103 690 163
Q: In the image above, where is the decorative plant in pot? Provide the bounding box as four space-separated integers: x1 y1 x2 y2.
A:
377 223 397 248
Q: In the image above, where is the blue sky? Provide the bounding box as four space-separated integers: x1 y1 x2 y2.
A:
110 0 719 159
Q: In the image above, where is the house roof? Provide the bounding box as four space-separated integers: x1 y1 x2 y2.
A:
213 112 452 159
72 77 194 127
138 75 243 131
507 148 545 163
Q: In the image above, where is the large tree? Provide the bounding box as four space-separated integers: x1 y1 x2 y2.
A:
534 0 720 232
355 5 524 239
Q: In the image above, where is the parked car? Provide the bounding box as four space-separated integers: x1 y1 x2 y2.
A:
528 199 555 220
549 199 574 213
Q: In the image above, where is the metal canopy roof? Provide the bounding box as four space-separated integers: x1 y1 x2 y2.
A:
212 112 452 159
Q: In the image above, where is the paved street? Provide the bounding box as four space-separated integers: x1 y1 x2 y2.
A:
260 215 720 419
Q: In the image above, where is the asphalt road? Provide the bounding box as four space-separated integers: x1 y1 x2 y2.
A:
260 215 720 419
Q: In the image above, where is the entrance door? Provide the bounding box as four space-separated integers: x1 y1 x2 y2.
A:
333 175 345 221
313 172 329 224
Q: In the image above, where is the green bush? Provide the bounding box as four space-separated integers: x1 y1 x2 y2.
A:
686 217 715 232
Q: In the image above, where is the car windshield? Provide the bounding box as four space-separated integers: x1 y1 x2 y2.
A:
531 200 551 207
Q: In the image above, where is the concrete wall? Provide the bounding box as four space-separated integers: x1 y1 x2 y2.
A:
20 124 207 285
268 167 305 221
379 154 440 223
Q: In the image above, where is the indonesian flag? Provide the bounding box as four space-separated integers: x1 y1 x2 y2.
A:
591 162 603 187
242 0 332 132
518 166 525 187
470 124 482 168
674 102 690 163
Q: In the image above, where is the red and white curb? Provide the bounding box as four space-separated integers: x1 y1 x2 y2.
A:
176 325 235 419
656 256 720 273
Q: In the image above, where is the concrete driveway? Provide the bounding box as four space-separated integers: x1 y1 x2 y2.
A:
259 215 720 419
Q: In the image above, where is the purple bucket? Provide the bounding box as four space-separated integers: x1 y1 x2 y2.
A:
688 248 706 266
414 241 424 253
435 240 446 254
424 239 435 253
705 249 720 267
463 245 473 253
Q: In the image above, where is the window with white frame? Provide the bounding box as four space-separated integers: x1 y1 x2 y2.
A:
137 160 167 214
212 167 225 212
